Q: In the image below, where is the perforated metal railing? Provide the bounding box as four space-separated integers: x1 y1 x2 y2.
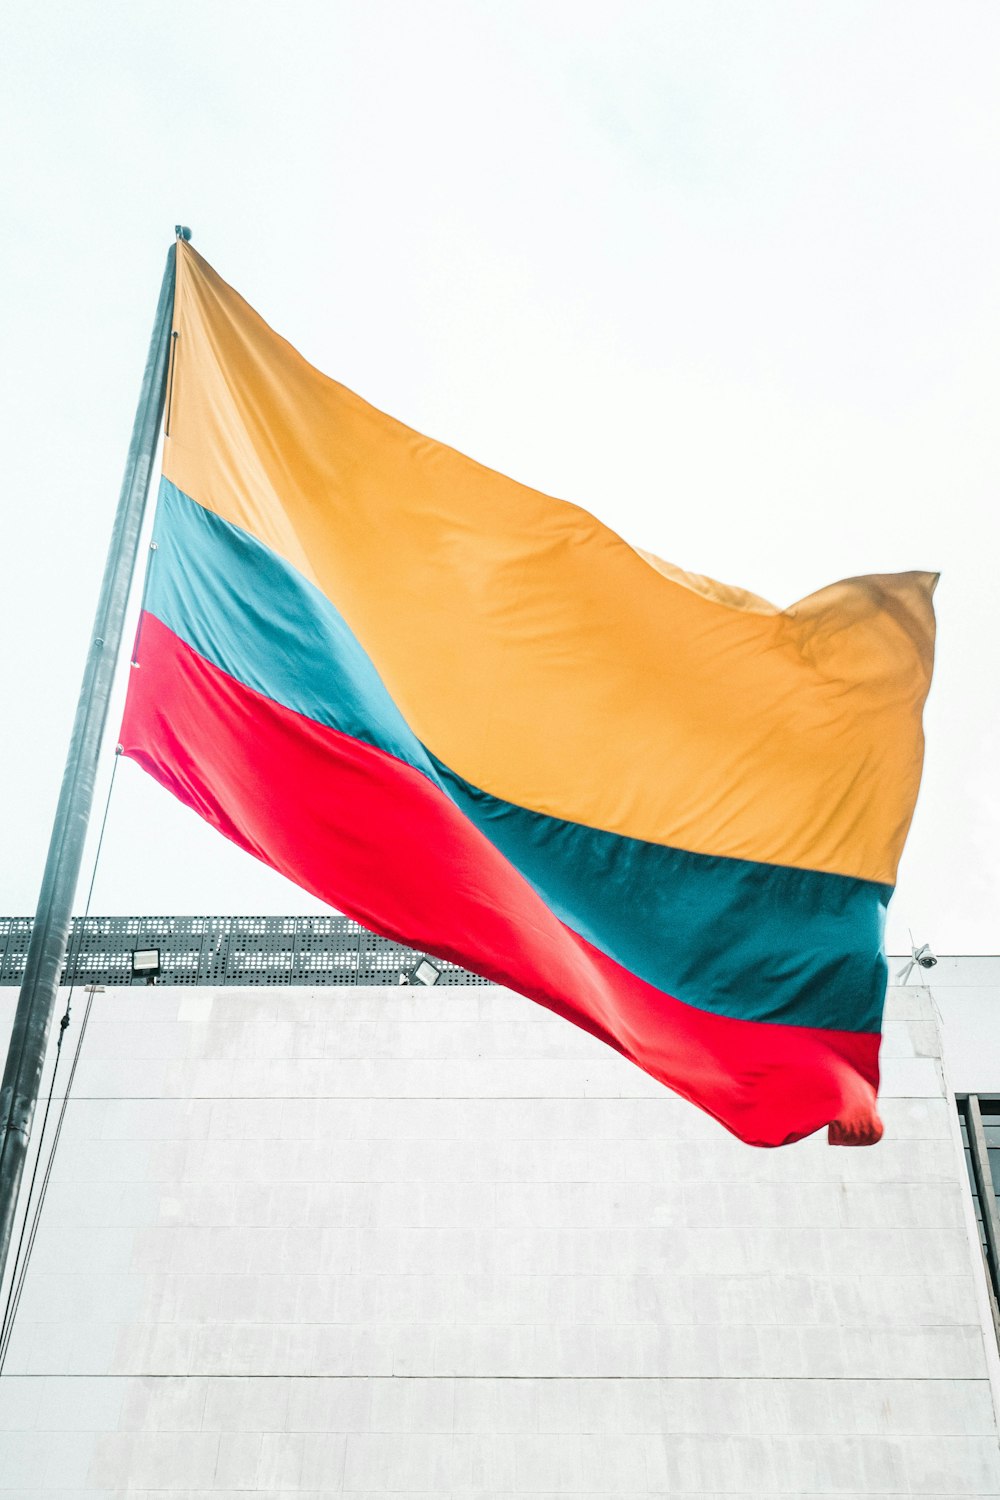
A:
0 916 492 988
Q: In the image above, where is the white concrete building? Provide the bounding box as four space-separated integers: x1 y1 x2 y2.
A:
1 951 999 1496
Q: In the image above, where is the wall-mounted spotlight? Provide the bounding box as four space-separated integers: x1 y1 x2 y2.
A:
131 947 161 985
398 956 442 987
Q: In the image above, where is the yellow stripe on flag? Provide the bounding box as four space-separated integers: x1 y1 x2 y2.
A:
163 242 935 884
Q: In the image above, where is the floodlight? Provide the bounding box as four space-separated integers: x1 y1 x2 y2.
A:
398 956 442 987
131 947 161 984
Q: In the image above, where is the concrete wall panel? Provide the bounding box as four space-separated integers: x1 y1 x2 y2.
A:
0 984 997 1496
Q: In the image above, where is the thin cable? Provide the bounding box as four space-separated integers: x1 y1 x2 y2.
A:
0 1018 68 1358
0 989 98 1371
0 751 120 1371
164 329 179 437
129 537 159 670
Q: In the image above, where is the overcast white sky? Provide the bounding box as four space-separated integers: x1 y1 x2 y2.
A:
1 1 997 952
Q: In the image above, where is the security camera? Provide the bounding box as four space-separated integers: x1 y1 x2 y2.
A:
894 940 938 984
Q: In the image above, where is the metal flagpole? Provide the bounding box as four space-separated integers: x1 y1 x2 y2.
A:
0 231 185 1293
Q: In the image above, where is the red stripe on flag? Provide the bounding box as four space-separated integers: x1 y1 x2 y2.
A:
121 612 881 1147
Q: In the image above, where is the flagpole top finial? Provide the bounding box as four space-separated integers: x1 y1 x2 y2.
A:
175 225 192 242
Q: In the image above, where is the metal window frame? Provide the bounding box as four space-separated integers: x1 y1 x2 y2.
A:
956 1093 1000 1342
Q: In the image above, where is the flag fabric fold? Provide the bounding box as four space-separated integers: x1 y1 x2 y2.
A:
120 242 937 1147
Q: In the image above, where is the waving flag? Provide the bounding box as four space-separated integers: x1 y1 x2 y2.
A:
120 242 937 1147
